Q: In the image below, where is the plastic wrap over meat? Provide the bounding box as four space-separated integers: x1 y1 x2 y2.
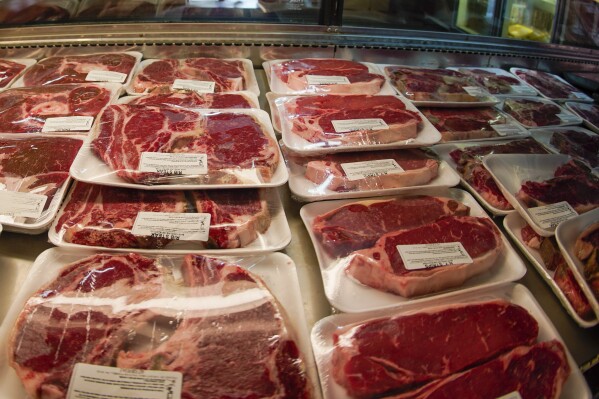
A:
0 59 28 89
53 182 276 250
266 58 386 95
420 107 511 142
575 221 599 299
129 58 257 95
502 98 581 128
0 84 118 133
513 68 591 101
89 105 280 185
18 53 139 87
74 0 158 20
452 68 527 95
0 0 75 24
8 252 312 399
122 90 258 109
546 129 599 168
566 102 599 131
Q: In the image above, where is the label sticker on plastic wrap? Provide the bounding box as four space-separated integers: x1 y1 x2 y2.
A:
331 118 389 133
463 86 487 97
132 212 211 241
0 191 47 219
67 363 182 399
491 123 527 136
510 85 537 96
42 116 94 132
341 159 405 181
139 153 208 175
557 113 580 123
496 392 522 399
397 242 473 270
85 70 127 83
306 75 351 85
529 201 578 229
172 79 215 93
572 92 590 100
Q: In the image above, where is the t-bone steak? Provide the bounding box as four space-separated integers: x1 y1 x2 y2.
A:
131 58 249 93
0 58 26 88
312 196 470 259
0 84 113 133
271 58 385 94
9 252 311 399
91 104 279 185
21 53 136 87
345 216 503 297
126 91 255 109
281 94 422 144
331 300 539 398
419 107 506 142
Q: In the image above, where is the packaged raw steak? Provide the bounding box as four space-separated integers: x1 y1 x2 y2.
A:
120 90 259 109
511 68 593 102
4 250 312 399
74 0 157 20
384 65 498 105
530 127 599 168
575 221 599 298
0 0 76 24
265 58 388 95
0 59 34 90
501 97 582 128
86 105 281 186
0 83 120 133
449 67 538 96
566 102 599 133
420 107 527 142
16 52 141 87
51 182 286 252
129 58 259 95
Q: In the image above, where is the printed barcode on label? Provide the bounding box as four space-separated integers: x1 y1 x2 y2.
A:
0 191 47 219
341 159 404 181
172 79 215 93
42 116 94 132
138 153 208 175
331 118 389 133
132 212 211 242
528 201 578 230
85 70 127 83
306 75 351 85
397 242 473 271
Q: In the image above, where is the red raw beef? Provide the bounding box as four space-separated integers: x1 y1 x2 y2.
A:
514 69 579 99
461 68 521 94
346 216 503 297
575 222 599 298
549 129 599 167
332 300 539 398
75 0 157 19
503 98 563 127
131 58 248 93
282 94 421 144
567 102 599 127
21 53 136 87
392 341 570 399
420 107 505 141
272 58 385 94
0 84 113 133
0 136 82 201
127 91 254 109
91 104 279 184
312 196 470 258
0 59 26 88
0 2 71 24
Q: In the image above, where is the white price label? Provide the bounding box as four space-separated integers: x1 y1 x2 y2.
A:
491 123 526 136
139 153 208 175
341 159 404 181
306 75 351 85
67 363 182 399
0 191 47 219
496 392 522 399
572 92 590 100
528 201 578 230
397 242 473 271
132 212 211 241
85 70 127 83
172 79 216 93
557 113 580 123
331 118 389 133
463 86 487 97
510 85 537 96
42 116 94 132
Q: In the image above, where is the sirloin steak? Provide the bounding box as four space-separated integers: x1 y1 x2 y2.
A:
312 196 470 258
345 216 503 297
331 300 539 398
0 58 26 88
419 107 506 142
91 104 279 185
0 84 113 133
21 53 136 87
131 58 248 93
126 91 255 109
282 94 421 144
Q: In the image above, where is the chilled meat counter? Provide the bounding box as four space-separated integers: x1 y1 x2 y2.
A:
0 43 598 399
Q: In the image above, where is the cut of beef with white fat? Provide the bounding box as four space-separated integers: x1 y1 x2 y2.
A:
345 215 502 297
91 104 279 185
271 58 385 94
0 59 26 88
131 58 248 93
419 107 505 142
296 148 439 191
391 341 570 399
126 91 254 109
331 300 539 398
312 196 470 258
9 253 311 399
283 95 421 144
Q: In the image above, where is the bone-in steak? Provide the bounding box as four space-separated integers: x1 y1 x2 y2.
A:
459 68 521 94
127 91 254 109
514 69 578 99
0 84 113 133
131 58 248 93
503 98 563 127
420 107 505 142
331 300 539 398
312 196 470 258
282 94 421 144
0 59 26 88
91 104 279 184
21 53 136 87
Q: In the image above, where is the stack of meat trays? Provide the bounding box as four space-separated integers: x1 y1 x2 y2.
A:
0 52 142 233
264 58 459 201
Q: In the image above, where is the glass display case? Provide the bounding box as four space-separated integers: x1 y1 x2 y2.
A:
455 0 499 35
500 0 556 42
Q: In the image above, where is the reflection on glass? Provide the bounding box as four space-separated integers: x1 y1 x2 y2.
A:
501 0 555 42
455 0 498 35
559 0 599 49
